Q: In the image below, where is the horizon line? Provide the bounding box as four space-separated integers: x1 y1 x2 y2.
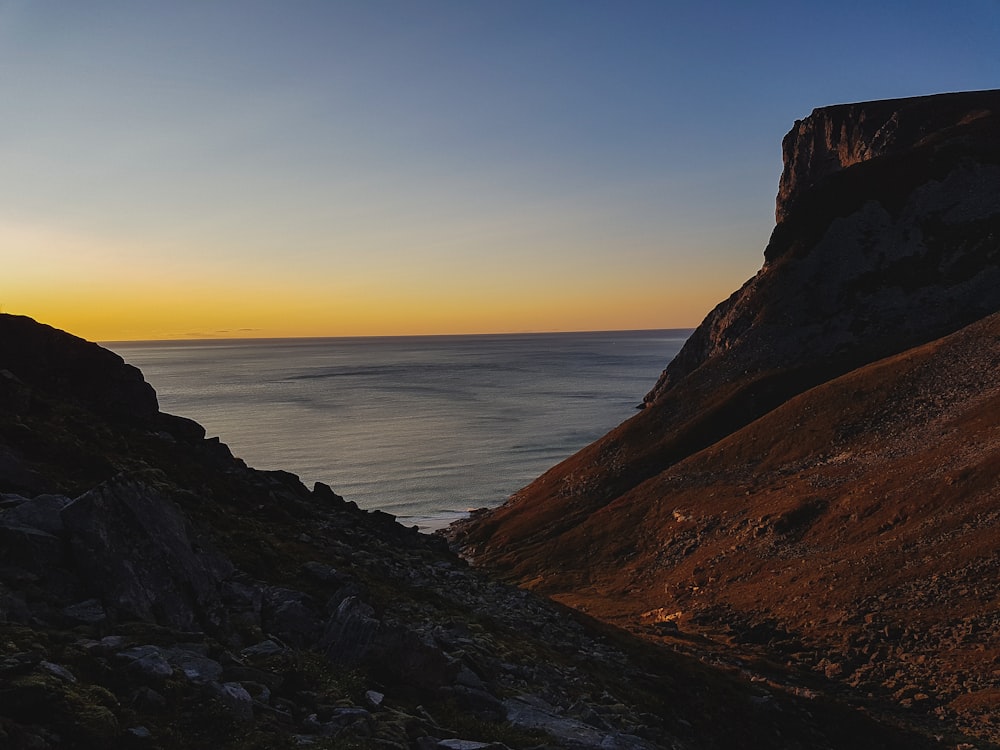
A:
101 326 697 346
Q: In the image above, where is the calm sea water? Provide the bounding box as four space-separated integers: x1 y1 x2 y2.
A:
109 330 689 531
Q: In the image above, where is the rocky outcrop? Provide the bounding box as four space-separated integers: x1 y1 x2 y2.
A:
775 90 1000 223
647 89 1000 404
62 473 235 632
0 314 157 423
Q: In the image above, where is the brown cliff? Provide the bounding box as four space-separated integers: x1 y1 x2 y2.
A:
453 90 1000 744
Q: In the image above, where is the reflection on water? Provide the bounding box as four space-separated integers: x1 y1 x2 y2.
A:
110 330 690 530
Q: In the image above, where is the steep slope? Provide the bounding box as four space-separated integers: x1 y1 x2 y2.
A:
455 89 1000 573
0 313 943 749
452 90 1000 744
528 309 1000 743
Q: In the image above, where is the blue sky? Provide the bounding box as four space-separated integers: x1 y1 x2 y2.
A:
2 0 998 339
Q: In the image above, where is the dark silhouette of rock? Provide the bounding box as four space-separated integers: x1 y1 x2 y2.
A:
61 472 234 632
0 314 157 423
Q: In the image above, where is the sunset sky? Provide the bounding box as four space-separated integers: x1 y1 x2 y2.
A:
3 1 998 341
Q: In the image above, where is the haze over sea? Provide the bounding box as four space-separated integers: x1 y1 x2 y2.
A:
111 330 688 531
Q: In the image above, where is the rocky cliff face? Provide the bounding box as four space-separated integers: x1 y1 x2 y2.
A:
0 313 932 749
453 91 1000 745
775 91 999 223
646 89 1000 405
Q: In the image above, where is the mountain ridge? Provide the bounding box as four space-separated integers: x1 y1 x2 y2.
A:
452 89 1000 745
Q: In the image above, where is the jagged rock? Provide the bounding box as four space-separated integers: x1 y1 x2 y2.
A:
39 660 77 683
440 684 506 721
213 681 254 723
61 599 108 626
369 626 460 692
219 575 264 642
241 639 285 658
0 584 31 623
61 472 234 631
504 695 656 750
0 493 72 535
301 561 340 582
163 648 224 684
261 587 324 648
321 595 380 665
649 90 1000 405
0 524 63 578
775 91 1000 222
0 313 158 423
0 650 42 675
118 646 174 682
0 447 46 496
437 740 508 750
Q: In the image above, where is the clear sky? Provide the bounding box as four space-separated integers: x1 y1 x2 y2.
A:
2 1 998 341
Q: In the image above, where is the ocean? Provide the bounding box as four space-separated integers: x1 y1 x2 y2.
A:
109 330 689 531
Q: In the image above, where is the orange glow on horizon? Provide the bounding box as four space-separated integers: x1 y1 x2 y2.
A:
8 271 727 343
3 219 755 342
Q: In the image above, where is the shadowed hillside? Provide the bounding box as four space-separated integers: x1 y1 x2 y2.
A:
0 312 949 749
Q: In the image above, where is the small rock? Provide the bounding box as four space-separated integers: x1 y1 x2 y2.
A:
99 635 127 652
165 649 223 685
301 561 340 582
62 598 108 626
127 726 153 739
2 493 72 534
242 639 285 657
365 689 384 708
214 681 254 723
0 651 41 675
131 686 168 711
119 646 174 681
436 740 496 750
454 666 486 690
39 660 77 683
330 707 370 724
321 596 379 665
131 654 174 681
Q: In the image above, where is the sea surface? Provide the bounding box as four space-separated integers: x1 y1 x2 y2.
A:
110 330 689 531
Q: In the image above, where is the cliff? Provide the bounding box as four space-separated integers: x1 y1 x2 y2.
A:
0 313 934 749
453 91 1000 745
647 88 1000 404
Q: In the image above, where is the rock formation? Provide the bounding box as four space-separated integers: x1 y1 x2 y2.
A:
0 313 936 748
453 90 1000 745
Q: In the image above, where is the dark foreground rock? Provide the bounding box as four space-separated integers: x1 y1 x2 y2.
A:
0 312 945 748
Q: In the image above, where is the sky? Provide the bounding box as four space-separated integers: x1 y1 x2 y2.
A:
2 1 998 341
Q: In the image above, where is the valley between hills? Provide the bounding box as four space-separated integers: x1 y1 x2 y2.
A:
2 89 999 749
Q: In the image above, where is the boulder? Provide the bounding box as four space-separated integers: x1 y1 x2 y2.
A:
1 493 72 535
61 472 234 631
321 596 380 665
261 587 324 648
